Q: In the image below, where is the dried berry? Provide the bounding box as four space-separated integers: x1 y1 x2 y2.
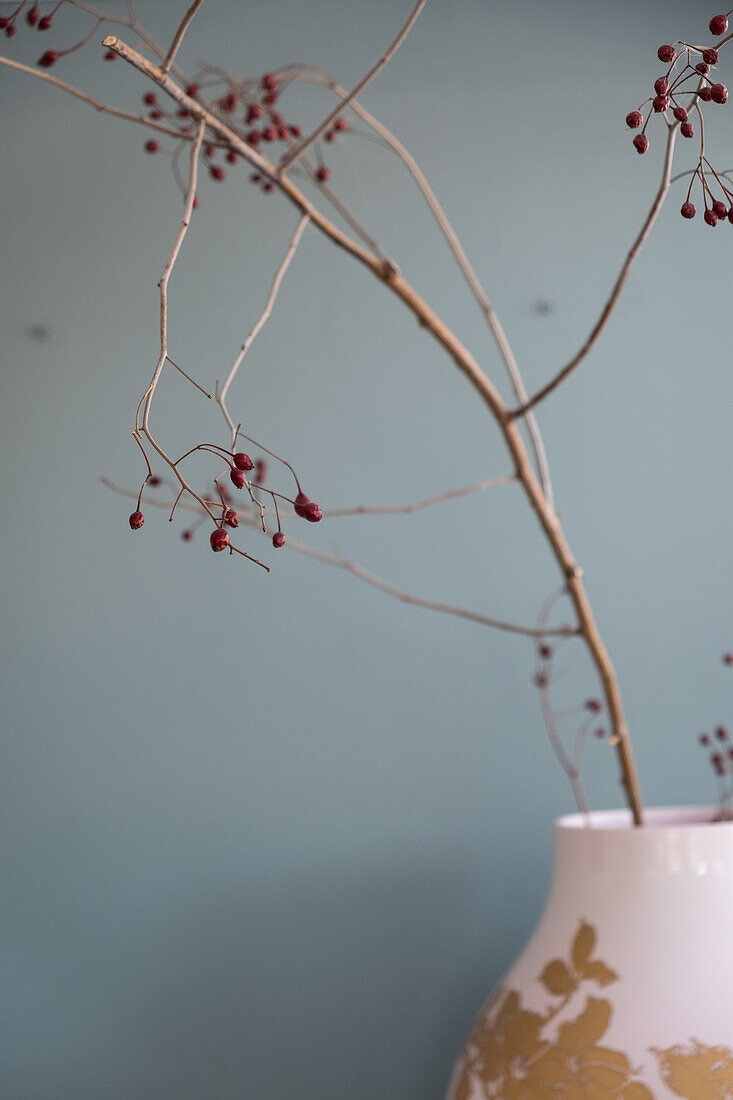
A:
294 490 323 522
38 50 59 68
262 73 278 91
209 165 226 181
680 201 696 219
26 6 40 26
626 110 643 128
633 133 649 154
224 508 239 528
681 121 695 138
653 94 670 113
584 699 603 714
657 44 676 62
38 14 52 30
145 139 160 154
673 106 688 122
233 452 254 471
230 467 247 489
703 47 719 65
704 208 719 226
711 82 728 103
710 13 729 35
143 92 157 106
316 165 330 181
699 85 713 101
210 528 229 552
129 510 144 530
712 199 728 218
272 531 286 548
654 76 669 95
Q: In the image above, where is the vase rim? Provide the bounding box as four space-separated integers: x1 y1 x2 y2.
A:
556 804 733 831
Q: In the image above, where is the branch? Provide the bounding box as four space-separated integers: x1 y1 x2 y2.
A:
162 0 207 76
511 124 678 418
278 0 427 173
101 33 645 823
282 65 555 511
324 475 516 516
218 214 310 447
0 53 183 139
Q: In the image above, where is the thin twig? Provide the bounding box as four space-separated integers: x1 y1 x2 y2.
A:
162 0 207 76
324 475 516 516
218 214 310 447
511 124 679 418
278 0 427 173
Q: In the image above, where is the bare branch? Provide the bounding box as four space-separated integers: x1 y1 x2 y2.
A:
324 475 516 517
162 0 207 76
218 214 310 447
511 124 678 419
0 53 183 139
278 0 427 174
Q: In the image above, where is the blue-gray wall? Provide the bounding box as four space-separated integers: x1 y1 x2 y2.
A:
1 1 730 1096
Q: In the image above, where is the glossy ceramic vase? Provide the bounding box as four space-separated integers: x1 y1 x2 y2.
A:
446 806 733 1099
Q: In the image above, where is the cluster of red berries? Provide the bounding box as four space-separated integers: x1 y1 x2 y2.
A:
129 448 323 557
0 1 117 64
626 13 733 225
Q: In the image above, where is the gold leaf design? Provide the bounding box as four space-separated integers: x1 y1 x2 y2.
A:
571 920 597 970
450 922 652 1100
651 1040 733 1098
539 958 576 996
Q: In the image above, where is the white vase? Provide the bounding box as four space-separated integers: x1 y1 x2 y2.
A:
446 806 733 1099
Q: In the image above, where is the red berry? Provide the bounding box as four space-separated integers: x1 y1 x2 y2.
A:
657 44 675 62
625 110 643 128
316 165 330 181
204 144 215 157
247 104 263 123
680 201 696 219
210 527 229 552
595 728 606 739
219 91 238 112
149 109 162 120
711 82 728 103
192 195 200 209
697 62 711 75
26 6 40 25
143 92 157 106
654 76 669 95
263 91 279 106
633 134 649 154
181 529 193 542
724 653 733 665
585 698 603 714
653 94 670 112
209 165 226 181
289 125 302 138
129 510 144 530
185 83 199 97
38 50 59 67
699 85 713 101
177 107 189 119
246 130 261 145
673 106 688 122
262 73 278 91
703 47 719 65
272 531 286 548
262 181 274 193
230 467 247 489
325 130 336 143
294 491 322 522
104 50 117 60
38 14 52 29
705 208 719 226
538 643 553 659
277 126 289 140
254 458 267 483
534 671 548 688
145 140 160 154
224 508 239 528
713 199 728 218
681 121 695 137
149 475 162 487
728 207 733 224
226 151 238 164
710 14 729 35
717 725 729 741
233 452 254 471
334 116 347 131
5 23 16 36
263 126 277 141
700 733 711 746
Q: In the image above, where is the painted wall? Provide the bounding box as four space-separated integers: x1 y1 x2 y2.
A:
0 1 730 1096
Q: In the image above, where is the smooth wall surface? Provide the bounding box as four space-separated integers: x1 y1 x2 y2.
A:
1 1 731 1096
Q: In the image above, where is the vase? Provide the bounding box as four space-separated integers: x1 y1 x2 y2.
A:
446 806 733 1099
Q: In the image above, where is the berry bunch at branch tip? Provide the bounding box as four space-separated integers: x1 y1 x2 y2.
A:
626 12 733 228
695 652 733 817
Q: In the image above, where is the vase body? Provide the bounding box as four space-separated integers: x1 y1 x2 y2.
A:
447 806 733 1099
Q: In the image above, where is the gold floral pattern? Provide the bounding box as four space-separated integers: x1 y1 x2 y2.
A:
650 1041 733 1099
450 921 652 1099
